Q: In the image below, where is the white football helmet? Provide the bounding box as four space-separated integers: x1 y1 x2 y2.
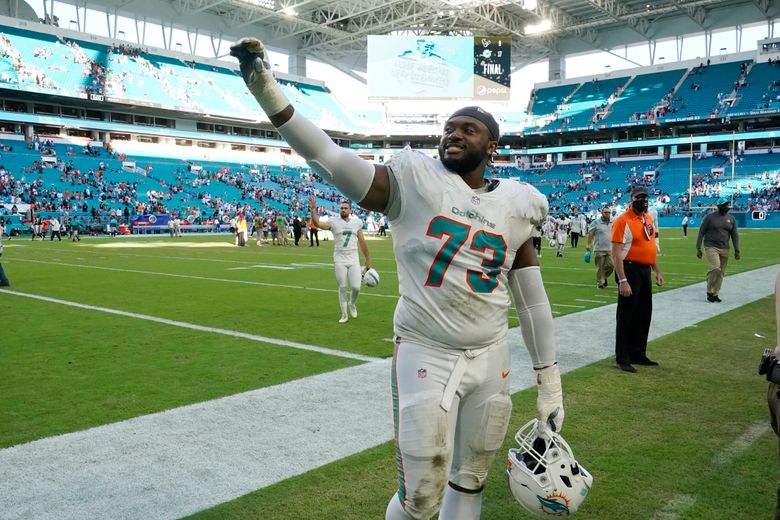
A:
362 267 380 287
507 419 593 517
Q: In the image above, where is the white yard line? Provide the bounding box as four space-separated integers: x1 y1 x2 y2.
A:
5 258 400 299
651 494 696 520
0 265 777 520
713 422 770 466
649 422 771 519
0 289 379 363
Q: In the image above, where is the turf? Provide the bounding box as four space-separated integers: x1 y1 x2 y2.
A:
0 228 778 518
187 296 779 520
0 296 359 448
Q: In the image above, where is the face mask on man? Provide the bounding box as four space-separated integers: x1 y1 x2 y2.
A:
632 199 648 213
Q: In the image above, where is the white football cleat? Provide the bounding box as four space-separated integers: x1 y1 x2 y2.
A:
349 303 358 318
339 314 348 323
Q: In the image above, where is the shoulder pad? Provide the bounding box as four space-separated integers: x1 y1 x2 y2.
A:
513 181 549 225
384 148 419 176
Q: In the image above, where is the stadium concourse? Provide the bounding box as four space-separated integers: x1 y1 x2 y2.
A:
0 264 777 519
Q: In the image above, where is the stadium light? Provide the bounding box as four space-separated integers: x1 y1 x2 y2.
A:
280 7 297 17
522 0 537 10
525 19 552 35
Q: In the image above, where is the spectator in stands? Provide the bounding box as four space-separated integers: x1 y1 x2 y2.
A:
611 186 665 372
696 197 740 303
586 206 614 289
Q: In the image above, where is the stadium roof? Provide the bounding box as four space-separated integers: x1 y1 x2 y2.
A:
30 0 780 75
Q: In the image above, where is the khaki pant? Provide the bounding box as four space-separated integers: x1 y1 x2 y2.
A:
768 382 780 520
704 247 729 296
594 251 614 286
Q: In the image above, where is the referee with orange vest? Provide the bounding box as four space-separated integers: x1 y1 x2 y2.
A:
610 186 665 373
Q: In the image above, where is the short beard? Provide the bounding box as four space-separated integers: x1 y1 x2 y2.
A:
439 145 486 176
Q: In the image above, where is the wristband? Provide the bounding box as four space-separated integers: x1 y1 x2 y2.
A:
618 278 627 283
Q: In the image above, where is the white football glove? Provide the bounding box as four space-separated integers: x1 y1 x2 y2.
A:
536 364 564 434
229 37 289 116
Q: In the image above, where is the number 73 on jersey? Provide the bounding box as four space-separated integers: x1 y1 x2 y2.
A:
424 216 507 294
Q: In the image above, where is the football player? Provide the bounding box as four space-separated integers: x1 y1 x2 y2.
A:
309 197 371 322
231 37 564 520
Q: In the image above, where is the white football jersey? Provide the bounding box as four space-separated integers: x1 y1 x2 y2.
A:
386 149 548 350
330 216 363 264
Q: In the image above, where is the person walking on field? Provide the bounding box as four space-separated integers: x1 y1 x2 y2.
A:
309 197 371 323
586 206 614 289
230 36 568 520
696 197 740 303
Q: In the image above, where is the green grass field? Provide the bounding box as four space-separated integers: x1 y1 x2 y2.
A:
1 227 779 519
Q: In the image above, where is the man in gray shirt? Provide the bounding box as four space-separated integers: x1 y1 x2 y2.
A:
696 197 740 302
586 206 614 289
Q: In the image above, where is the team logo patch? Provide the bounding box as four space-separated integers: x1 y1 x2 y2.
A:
471 196 480 205
417 368 427 379
536 492 571 516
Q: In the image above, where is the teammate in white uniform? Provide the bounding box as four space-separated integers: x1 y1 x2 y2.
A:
231 37 566 520
554 213 571 257
309 197 371 323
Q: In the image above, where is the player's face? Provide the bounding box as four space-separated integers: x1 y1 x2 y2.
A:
439 116 495 176
340 203 351 218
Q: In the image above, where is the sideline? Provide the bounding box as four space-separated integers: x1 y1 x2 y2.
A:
0 265 777 520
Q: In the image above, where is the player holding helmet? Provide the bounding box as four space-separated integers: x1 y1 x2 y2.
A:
231 37 573 520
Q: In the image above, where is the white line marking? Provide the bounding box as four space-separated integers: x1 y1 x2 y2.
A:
6 258 400 299
552 303 587 308
576 298 609 304
651 494 696 520
225 264 298 270
0 289 379 363
713 422 770 466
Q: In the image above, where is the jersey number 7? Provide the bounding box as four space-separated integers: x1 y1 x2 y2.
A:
425 215 507 294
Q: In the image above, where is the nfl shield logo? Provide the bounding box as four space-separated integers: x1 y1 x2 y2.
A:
417 368 427 379
471 196 480 205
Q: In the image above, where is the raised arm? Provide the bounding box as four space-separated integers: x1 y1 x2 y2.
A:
230 38 390 212
308 197 331 230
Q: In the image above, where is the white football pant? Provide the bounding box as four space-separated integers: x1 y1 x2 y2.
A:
386 339 511 520
334 262 361 315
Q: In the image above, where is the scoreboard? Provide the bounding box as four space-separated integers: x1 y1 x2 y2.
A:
473 37 511 101
367 35 511 101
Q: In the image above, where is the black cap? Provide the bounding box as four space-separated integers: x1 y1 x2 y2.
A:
631 186 648 197
448 106 500 141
